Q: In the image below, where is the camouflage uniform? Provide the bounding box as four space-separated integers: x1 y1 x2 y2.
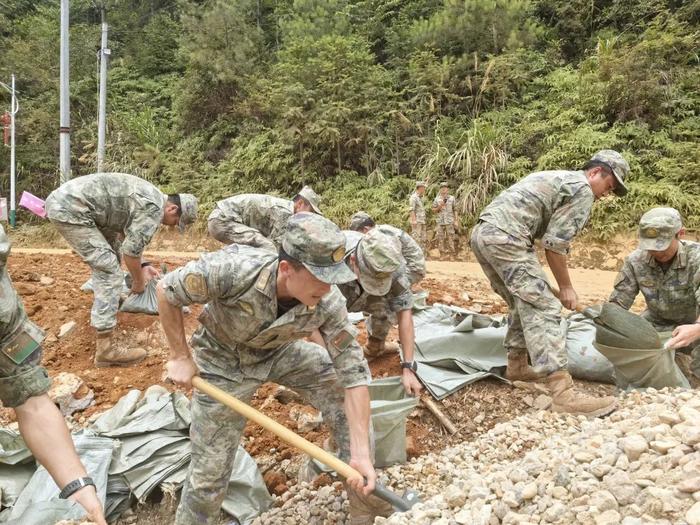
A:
609 208 700 377
161 215 373 525
470 170 595 375
375 224 426 286
339 230 413 343
45 173 197 331
433 193 457 255
207 194 294 252
408 187 427 250
0 225 51 408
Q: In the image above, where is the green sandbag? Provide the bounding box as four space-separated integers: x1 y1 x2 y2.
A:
587 303 661 350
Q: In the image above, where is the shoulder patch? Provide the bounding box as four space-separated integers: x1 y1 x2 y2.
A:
332 329 355 350
184 273 208 298
255 268 272 292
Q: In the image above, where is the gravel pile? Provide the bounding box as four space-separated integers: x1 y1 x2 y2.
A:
255 387 700 525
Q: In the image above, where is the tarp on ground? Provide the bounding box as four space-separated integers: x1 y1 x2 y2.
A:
0 386 273 525
412 304 617 400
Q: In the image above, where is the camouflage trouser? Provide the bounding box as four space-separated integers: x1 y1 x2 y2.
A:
411 223 426 252
645 316 700 379
175 328 355 525
207 209 277 253
351 299 398 343
0 325 50 408
470 222 567 375
50 222 123 331
436 223 456 254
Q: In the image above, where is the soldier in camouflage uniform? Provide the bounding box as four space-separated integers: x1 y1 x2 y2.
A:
470 150 630 417
45 173 197 367
338 229 423 396
609 207 700 380
157 213 392 525
0 226 107 525
207 186 322 252
408 181 427 251
349 211 426 286
432 182 458 257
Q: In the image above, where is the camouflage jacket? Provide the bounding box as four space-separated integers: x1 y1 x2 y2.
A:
479 170 594 255
375 224 426 285
433 195 456 225
338 231 414 314
409 192 426 224
609 241 700 328
45 173 166 258
0 226 25 345
160 245 370 388
210 194 294 248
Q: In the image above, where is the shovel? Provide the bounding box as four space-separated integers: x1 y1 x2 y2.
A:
191 376 421 512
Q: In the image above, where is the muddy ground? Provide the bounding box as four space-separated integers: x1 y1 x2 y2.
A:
2 244 642 524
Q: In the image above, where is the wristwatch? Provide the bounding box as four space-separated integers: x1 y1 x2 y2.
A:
59 476 95 499
400 360 418 372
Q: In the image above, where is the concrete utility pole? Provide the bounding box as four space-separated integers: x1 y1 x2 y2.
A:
0 76 18 227
96 13 109 172
59 0 71 183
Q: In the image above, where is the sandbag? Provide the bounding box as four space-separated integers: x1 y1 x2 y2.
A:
119 279 159 315
587 302 661 349
368 377 419 468
565 314 616 384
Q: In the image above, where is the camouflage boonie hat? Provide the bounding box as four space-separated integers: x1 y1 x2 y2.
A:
590 150 630 197
416 181 426 188
355 229 401 296
638 207 682 251
439 181 449 188
177 194 198 232
282 212 356 284
349 211 374 232
297 186 323 215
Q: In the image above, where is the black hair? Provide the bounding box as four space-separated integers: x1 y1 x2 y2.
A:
167 194 182 216
351 216 375 231
582 160 614 177
278 246 304 270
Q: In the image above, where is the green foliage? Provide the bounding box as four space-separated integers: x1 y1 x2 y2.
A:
0 0 698 237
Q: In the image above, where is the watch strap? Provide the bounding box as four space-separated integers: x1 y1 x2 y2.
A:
59 477 95 499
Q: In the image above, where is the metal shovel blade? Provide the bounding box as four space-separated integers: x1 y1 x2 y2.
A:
373 483 421 512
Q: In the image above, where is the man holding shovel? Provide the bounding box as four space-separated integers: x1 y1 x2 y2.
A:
45 173 197 367
157 212 391 525
609 207 700 381
470 150 630 416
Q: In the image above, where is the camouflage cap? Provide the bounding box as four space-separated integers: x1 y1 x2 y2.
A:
638 207 682 251
416 181 426 188
177 193 198 232
355 229 401 296
349 211 374 232
282 212 356 284
440 181 449 188
296 186 323 215
590 150 630 197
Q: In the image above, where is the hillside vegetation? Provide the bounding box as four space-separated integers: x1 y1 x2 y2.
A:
0 0 698 236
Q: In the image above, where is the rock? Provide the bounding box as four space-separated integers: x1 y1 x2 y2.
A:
39 275 54 285
274 386 304 405
58 321 77 339
444 484 467 508
574 451 595 463
533 394 552 410
658 410 681 425
522 482 537 500
14 282 37 295
679 477 700 493
595 510 621 525
297 411 323 432
47 372 94 416
620 435 648 461
589 490 618 512
688 501 700 525
650 439 679 454
679 425 700 446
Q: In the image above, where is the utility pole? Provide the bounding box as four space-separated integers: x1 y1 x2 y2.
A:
96 9 109 172
59 0 71 183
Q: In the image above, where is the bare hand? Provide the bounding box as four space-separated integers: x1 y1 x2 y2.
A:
130 276 146 294
142 265 161 282
166 355 198 388
558 286 578 311
348 456 376 496
401 369 423 397
69 485 107 525
666 324 700 350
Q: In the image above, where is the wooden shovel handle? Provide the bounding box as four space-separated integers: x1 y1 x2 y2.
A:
191 376 360 480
